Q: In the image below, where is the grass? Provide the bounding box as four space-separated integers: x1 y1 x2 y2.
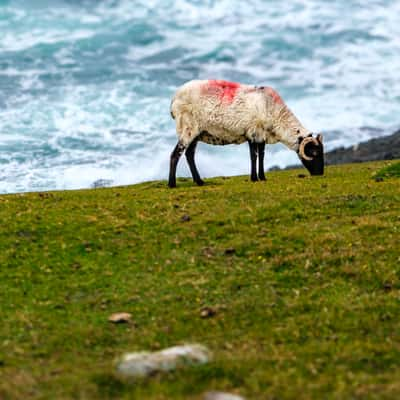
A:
374 161 400 179
0 160 399 400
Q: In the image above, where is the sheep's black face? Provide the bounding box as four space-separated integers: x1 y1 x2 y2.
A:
298 134 324 176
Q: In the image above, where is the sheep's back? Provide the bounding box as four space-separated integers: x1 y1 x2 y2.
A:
171 80 283 144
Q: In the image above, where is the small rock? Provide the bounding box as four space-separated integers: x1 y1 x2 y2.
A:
115 344 211 380
224 247 236 255
200 306 217 319
375 176 384 182
108 312 132 324
297 174 306 178
181 214 191 222
204 392 245 400
383 283 393 292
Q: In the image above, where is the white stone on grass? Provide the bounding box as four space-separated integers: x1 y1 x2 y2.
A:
204 392 245 400
108 312 132 323
115 344 211 380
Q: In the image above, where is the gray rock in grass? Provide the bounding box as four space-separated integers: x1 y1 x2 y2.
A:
115 344 211 380
204 392 246 400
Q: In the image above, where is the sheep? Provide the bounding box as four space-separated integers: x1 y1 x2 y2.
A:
168 79 324 187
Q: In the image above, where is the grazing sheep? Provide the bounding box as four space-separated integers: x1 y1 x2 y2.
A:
169 79 324 187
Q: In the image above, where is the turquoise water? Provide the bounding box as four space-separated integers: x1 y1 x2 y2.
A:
0 0 399 192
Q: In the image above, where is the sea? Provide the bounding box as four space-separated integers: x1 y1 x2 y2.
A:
0 0 399 193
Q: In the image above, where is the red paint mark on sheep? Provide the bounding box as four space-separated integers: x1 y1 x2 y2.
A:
204 80 241 103
265 87 284 105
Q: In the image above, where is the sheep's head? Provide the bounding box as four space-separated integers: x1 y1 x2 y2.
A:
298 134 324 175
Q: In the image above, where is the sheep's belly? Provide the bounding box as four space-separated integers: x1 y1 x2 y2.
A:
198 131 247 146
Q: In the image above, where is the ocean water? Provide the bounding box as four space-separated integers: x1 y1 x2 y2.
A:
0 0 399 193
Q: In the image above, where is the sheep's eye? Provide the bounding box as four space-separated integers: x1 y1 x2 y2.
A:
296 129 300 134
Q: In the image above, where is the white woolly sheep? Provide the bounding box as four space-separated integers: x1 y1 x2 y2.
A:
168 79 324 187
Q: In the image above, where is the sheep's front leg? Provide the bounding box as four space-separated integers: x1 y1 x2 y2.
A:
258 142 266 181
248 141 258 182
185 138 204 186
168 141 186 188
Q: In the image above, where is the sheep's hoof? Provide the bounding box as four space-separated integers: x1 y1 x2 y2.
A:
250 176 258 182
259 176 266 181
168 182 177 188
195 179 205 186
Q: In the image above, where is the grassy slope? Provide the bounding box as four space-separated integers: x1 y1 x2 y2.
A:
0 161 399 400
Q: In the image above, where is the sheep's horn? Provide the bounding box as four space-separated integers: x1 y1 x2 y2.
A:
299 136 319 160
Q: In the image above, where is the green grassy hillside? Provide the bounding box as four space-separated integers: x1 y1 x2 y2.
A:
0 161 399 400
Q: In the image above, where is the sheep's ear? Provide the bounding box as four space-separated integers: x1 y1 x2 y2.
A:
317 134 323 144
298 136 303 144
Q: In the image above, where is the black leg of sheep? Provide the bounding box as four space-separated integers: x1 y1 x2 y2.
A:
248 141 258 182
258 142 266 181
168 141 186 188
185 138 204 186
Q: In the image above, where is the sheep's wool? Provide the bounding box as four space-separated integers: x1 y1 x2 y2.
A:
171 80 311 150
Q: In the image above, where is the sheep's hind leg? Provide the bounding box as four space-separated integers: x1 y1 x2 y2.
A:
258 142 266 181
248 141 258 182
168 141 186 188
185 138 204 186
